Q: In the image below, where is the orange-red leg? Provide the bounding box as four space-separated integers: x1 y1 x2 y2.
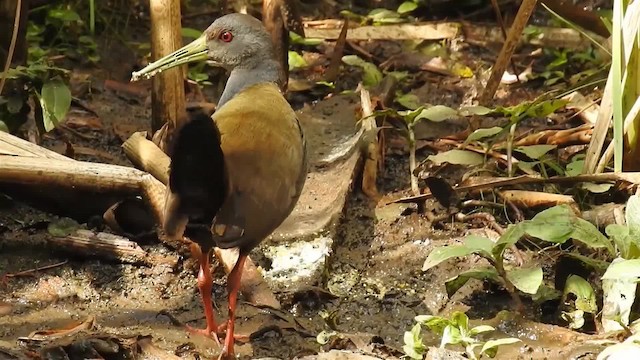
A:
218 253 247 360
186 244 222 344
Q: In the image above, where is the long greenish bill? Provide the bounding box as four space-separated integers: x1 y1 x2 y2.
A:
131 35 208 82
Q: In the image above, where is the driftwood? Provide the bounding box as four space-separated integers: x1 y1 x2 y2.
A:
50 229 178 267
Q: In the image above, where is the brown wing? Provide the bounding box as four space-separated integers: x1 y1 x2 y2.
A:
163 108 228 248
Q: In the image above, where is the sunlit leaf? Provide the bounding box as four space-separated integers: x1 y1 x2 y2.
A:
451 63 474 78
602 258 638 332
441 324 462 346
564 253 610 273
415 105 458 122
521 206 575 243
626 195 640 230
288 51 308 71
459 105 493 116
563 275 597 313
463 235 495 259
480 338 521 357
397 1 418 14
606 224 640 259
415 315 451 335
396 93 421 110
38 77 71 132
580 182 614 193
469 325 495 335
464 126 502 145
342 55 382 87
422 244 475 271
506 266 543 294
0 121 9 133
514 145 557 160
602 258 640 279
428 150 484 166
289 31 323 46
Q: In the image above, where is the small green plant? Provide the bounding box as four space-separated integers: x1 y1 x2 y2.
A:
0 62 71 133
28 4 100 64
423 205 613 311
403 311 521 359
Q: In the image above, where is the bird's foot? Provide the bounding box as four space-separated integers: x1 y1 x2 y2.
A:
185 324 223 344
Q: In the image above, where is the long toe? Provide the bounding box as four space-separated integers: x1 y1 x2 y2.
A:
185 324 221 345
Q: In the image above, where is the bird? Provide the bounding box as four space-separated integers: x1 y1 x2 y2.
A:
131 13 308 359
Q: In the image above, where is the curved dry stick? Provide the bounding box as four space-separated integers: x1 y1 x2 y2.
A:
0 0 21 95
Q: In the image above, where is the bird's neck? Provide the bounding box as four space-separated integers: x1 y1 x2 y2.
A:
218 59 283 108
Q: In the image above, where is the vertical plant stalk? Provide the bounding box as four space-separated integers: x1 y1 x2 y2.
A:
490 257 524 313
611 0 624 172
408 126 419 196
0 0 21 96
89 0 95 35
479 0 538 105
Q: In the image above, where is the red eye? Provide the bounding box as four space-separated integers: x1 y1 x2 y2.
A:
219 31 233 42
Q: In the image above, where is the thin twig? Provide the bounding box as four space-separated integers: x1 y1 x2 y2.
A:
1 260 68 280
0 0 22 95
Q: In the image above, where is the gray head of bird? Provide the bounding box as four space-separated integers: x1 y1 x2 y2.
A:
131 13 275 81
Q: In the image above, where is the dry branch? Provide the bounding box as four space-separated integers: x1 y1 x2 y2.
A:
0 155 146 193
51 230 178 267
479 0 538 104
122 131 170 185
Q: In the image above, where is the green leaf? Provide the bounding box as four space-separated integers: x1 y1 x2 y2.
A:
427 149 484 166
493 224 525 258
602 259 637 332
415 315 451 335
626 195 640 230
480 338 521 357
396 93 421 110
48 8 81 22
341 55 382 87
403 323 425 359
181 27 202 39
563 275 597 313
47 217 80 237
450 311 469 331
565 158 584 176
38 78 71 132
463 235 495 259
606 224 640 259
459 105 493 116
289 31 323 46
288 51 308 71
506 266 543 294
445 268 501 297
415 105 458 122
422 244 475 271
571 217 614 255
441 324 462 346
397 1 418 14
464 127 502 145
602 259 640 279
514 145 557 160
0 121 9 133
531 284 562 302
521 205 576 243
580 182 614 193
469 325 495 336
